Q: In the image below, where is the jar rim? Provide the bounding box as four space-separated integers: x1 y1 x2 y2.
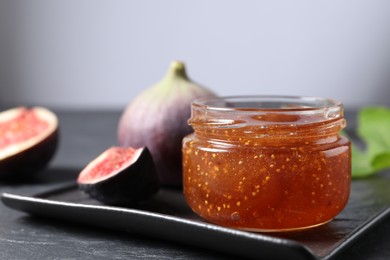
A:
189 95 346 138
192 95 343 113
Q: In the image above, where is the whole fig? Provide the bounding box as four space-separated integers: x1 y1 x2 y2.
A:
118 61 216 186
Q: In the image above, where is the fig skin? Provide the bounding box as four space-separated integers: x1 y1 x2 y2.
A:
0 107 59 180
0 131 58 179
118 61 216 186
77 147 160 206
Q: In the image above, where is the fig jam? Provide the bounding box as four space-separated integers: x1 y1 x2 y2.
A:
182 96 351 232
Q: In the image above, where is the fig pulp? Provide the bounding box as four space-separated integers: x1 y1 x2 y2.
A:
118 61 216 186
77 146 160 205
0 107 58 179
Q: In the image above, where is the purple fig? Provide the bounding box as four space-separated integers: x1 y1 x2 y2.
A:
0 107 59 179
77 146 160 205
118 61 216 186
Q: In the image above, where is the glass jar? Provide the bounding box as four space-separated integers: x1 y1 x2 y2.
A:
182 96 351 232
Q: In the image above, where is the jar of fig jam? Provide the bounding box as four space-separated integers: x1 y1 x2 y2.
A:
182 96 351 232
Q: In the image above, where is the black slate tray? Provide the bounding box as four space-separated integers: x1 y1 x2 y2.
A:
2 174 390 260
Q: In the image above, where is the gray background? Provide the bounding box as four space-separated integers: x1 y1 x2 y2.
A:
1 0 390 110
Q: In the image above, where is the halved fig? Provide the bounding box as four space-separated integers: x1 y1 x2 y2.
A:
77 146 160 206
0 107 59 179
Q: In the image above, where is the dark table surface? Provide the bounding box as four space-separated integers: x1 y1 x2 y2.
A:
0 110 389 260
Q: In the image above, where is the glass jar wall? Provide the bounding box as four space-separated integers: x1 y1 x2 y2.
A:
182 96 351 232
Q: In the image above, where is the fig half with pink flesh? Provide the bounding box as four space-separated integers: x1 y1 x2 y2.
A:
0 107 59 179
77 146 160 206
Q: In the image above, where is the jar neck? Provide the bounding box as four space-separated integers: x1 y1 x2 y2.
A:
191 118 345 145
188 96 346 145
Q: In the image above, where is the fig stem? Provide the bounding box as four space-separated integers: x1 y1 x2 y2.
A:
164 60 189 81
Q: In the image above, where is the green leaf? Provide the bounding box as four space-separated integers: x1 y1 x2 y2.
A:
351 144 374 178
358 107 390 154
351 107 390 178
372 152 390 171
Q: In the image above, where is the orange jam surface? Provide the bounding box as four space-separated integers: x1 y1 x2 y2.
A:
183 112 351 231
